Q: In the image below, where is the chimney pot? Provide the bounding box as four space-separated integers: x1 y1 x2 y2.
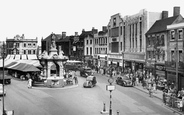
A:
102 26 107 32
62 32 66 38
75 32 78 36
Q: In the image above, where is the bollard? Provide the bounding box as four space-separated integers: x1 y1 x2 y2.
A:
117 110 119 115
100 102 109 114
103 102 106 112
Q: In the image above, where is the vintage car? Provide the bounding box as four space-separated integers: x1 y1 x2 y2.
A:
80 67 92 78
83 76 97 88
0 72 11 85
0 84 6 96
116 74 133 87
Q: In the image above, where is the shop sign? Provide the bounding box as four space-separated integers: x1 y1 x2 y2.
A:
156 65 165 71
124 54 144 60
109 55 122 59
93 55 98 58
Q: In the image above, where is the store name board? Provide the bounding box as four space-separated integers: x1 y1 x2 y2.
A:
112 38 117 41
93 55 98 58
109 55 122 59
124 54 144 60
156 65 165 71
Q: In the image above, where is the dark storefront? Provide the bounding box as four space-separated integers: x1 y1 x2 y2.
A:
165 61 184 90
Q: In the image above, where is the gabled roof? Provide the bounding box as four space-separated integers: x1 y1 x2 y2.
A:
146 15 182 35
42 33 60 41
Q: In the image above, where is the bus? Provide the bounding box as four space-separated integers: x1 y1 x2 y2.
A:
64 60 84 71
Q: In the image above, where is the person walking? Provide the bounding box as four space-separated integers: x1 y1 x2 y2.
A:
27 77 32 89
74 71 78 84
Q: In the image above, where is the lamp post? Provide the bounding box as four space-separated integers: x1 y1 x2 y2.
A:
175 40 179 91
2 41 6 115
106 70 115 115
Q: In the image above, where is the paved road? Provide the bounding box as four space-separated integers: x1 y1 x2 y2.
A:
0 72 179 115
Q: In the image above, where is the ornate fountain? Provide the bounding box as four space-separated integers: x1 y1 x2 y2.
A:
39 34 68 88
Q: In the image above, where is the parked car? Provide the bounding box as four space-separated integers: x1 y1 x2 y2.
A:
116 75 133 87
83 76 97 88
0 75 11 85
157 77 167 90
0 84 6 96
80 67 92 78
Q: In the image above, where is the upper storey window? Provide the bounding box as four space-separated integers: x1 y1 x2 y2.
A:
171 30 175 40
113 18 116 27
178 29 183 40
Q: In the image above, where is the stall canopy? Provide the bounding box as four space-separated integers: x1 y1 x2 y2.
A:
7 63 40 72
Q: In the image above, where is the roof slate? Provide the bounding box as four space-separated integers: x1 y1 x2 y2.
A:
146 16 179 35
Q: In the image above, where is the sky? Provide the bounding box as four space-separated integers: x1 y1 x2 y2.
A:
0 0 184 45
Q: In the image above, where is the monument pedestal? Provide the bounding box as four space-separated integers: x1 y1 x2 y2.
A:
45 77 65 88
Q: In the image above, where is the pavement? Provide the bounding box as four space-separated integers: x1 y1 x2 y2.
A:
133 83 184 115
95 71 184 115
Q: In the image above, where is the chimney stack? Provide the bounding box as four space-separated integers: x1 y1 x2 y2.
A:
162 11 168 19
62 32 66 38
75 32 78 36
102 26 107 32
173 6 180 16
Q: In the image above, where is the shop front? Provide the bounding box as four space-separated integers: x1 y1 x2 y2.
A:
165 61 184 90
123 53 145 73
93 54 98 67
108 54 123 67
84 55 93 68
155 64 166 79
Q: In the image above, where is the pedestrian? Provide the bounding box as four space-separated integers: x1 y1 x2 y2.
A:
74 76 78 84
148 83 152 97
132 76 136 86
74 71 78 84
27 77 32 88
96 66 98 73
136 77 139 86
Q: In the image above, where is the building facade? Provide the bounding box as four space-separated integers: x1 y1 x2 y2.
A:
6 34 38 59
107 13 123 69
122 9 162 73
82 28 98 68
93 26 108 68
166 19 184 90
70 32 84 61
145 7 183 81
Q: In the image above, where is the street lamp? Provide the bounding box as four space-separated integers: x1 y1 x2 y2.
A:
106 72 115 115
2 41 6 115
175 41 179 91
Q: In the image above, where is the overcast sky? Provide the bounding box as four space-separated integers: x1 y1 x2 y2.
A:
0 0 184 45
